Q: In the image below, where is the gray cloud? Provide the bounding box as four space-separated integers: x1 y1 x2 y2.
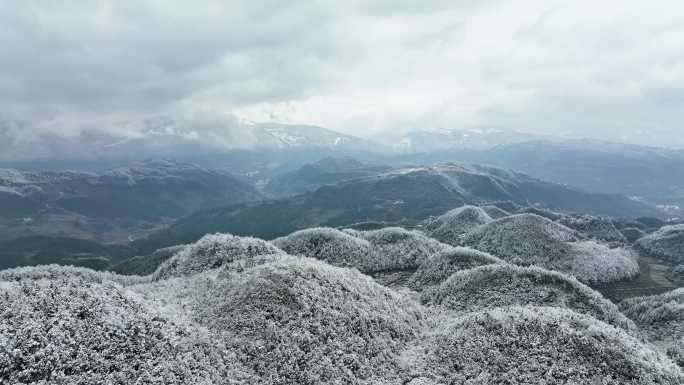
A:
1 0 683 151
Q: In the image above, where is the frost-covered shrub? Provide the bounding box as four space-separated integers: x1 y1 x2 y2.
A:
0 270 247 384
569 241 639 283
480 205 510 219
621 288 684 325
462 214 638 283
423 205 493 246
271 227 379 271
421 264 636 332
622 226 647 243
636 225 684 264
0 264 149 286
559 214 627 243
404 306 683 384
349 227 452 272
408 247 504 289
620 289 684 367
153 233 283 280
192 255 426 384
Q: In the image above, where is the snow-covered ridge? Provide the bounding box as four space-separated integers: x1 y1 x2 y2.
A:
0 160 228 196
253 123 364 150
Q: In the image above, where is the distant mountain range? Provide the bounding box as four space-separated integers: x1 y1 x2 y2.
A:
263 157 392 197
0 160 261 242
0 120 378 169
461 140 684 215
379 127 547 152
132 162 658 254
4 121 684 218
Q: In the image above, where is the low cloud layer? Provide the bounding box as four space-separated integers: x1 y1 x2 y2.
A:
1 1 683 151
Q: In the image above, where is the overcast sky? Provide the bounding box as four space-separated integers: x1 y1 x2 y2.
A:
1 0 684 149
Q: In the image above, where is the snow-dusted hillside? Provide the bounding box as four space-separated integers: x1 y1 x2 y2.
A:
405 306 681 384
620 289 684 367
422 205 493 246
273 226 451 274
153 233 283 280
462 214 639 283
1 230 682 384
422 264 636 332
637 224 684 264
408 247 504 289
558 214 627 243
